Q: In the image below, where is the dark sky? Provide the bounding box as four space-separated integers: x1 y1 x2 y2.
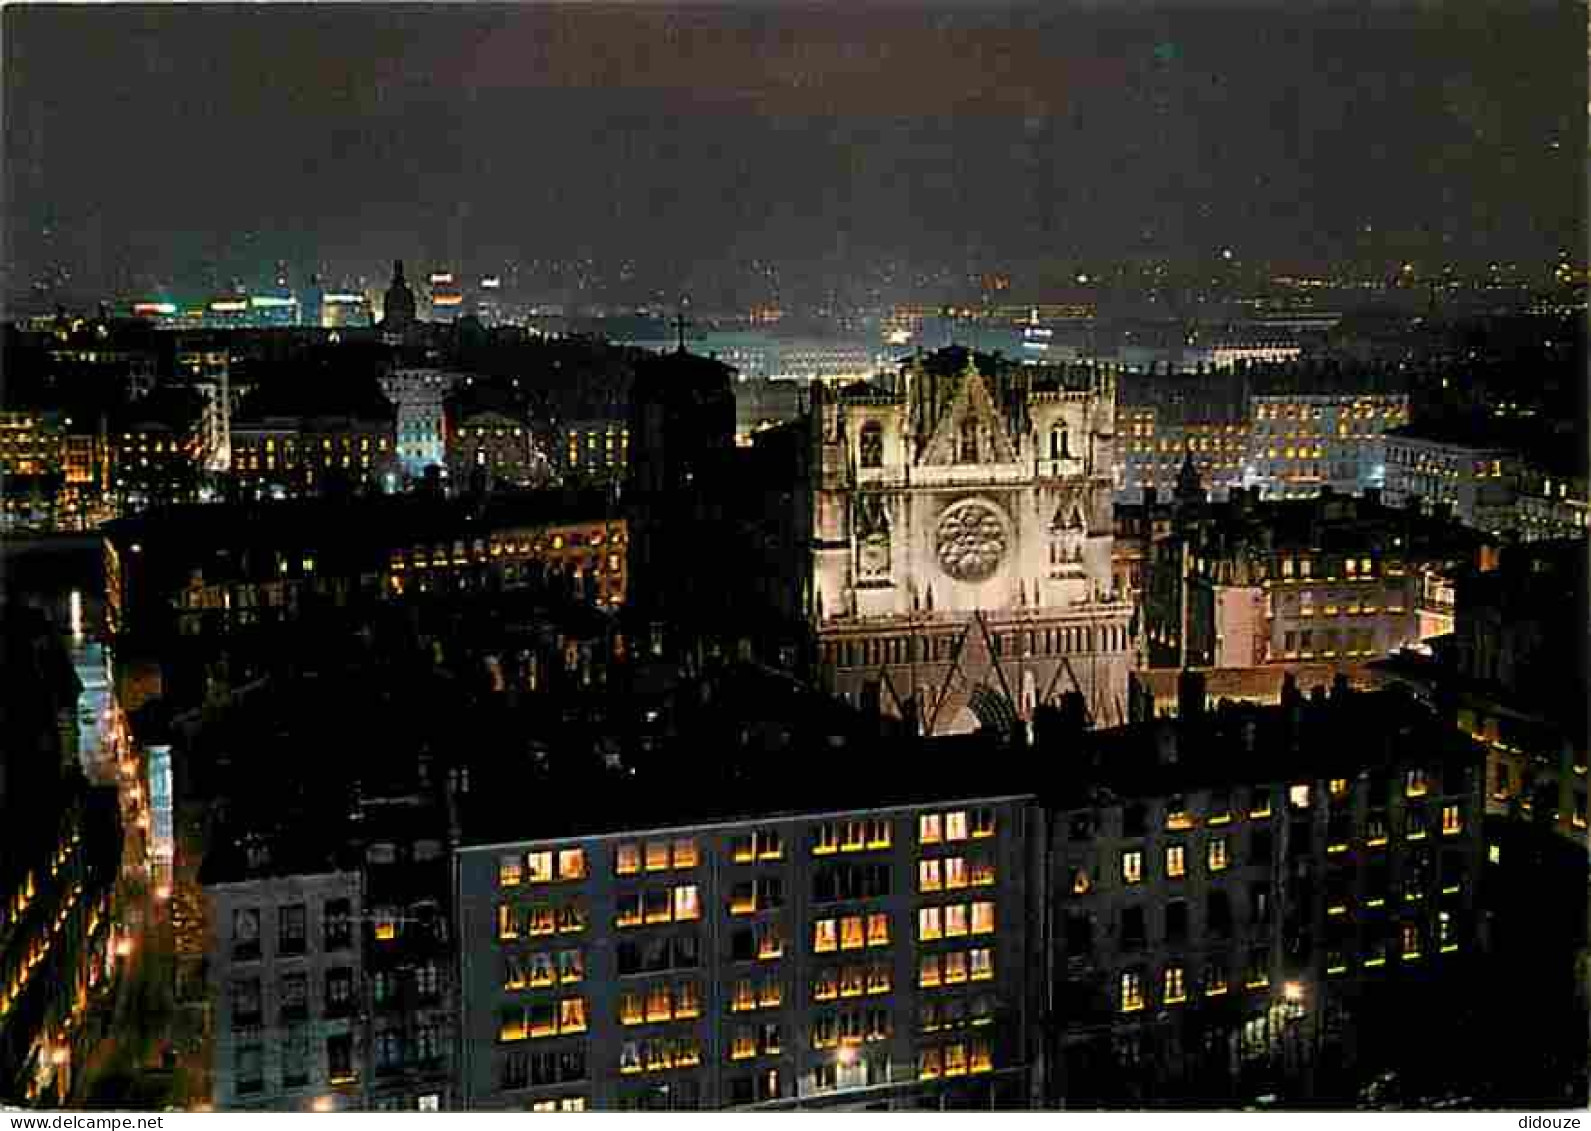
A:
4 2 1585 299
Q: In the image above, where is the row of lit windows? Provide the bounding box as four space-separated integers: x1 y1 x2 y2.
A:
615 886 700 928
615 839 698 875
497 903 588 940
499 850 586 887
503 949 584 989
918 856 997 891
917 902 995 939
619 982 702 1025
919 809 996 844
812 963 892 1000
812 818 893 854
619 1038 699 1074
499 997 588 1042
813 914 890 952
918 947 994 987
918 1040 994 1079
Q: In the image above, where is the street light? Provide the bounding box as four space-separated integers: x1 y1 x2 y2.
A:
1282 981 1305 1005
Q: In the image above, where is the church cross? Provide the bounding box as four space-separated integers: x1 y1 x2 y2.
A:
673 304 694 353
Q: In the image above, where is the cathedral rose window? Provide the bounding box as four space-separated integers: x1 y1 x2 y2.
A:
936 501 1007 582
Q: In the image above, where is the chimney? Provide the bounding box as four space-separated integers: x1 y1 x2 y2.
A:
1177 668 1207 720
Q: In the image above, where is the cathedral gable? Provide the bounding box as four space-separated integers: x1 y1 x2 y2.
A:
916 363 1019 468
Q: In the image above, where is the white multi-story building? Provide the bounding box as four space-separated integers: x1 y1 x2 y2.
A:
1243 392 1409 499
380 369 460 482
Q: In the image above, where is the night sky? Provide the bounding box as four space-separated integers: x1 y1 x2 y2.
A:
4 2 1584 299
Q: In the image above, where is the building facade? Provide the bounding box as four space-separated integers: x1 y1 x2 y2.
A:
379 368 458 483
1048 685 1488 1106
810 350 1134 733
455 795 1038 1111
202 866 365 1111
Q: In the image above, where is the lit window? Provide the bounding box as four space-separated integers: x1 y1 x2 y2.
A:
841 820 867 852
673 885 700 921
1401 921 1421 959
812 823 839 856
559 998 587 1034
919 860 942 892
1163 965 1187 1004
1120 971 1145 1013
1488 844 1501 865
558 849 586 881
943 904 968 938
672 839 698 868
1207 836 1230 872
840 915 866 950
971 808 996 838
971 901 995 935
497 904 519 941
1329 778 1348 798
1165 845 1186 879
498 855 522 887
919 814 942 844
866 913 889 946
1404 769 1429 798
559 949 583 984
1122 850 1144 885
969 858 996 887
1441 804 1461 836
969 948 993 981
944 856 968 889
812 970 838 1002
1072 868 1091 895
919 954 942 988
917 908 942 941
1250 793 1273 819
867 818 892 848
645 842 671 872
526 852 553 884
944 951 969 984
1204 966 1229 997
815 918 839 952
945 811 969 841
616 843 640 875
919 1047 943 1080
1289 784 1311 810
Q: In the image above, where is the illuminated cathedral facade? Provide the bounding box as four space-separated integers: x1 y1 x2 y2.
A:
809 348 1135 734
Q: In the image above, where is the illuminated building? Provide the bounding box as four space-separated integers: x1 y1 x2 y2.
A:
560 419 629 483
768 340 886 385
454 744 1038 1110
1116 369 1249 504
379 368 459 482
1385 422 1589 542
1141 480 1495 671
426 271 464 322
809 348 1133 733
107 388 210 514
445 384 546 492
176 340 236 472
101 492 628 673
1244 390 1409 501
1047 681 1488 1105
228 377 397 500
0 606 120 1108
321 292 372 330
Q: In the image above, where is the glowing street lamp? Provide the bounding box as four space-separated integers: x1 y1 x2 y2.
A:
1282 981 1305 1004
